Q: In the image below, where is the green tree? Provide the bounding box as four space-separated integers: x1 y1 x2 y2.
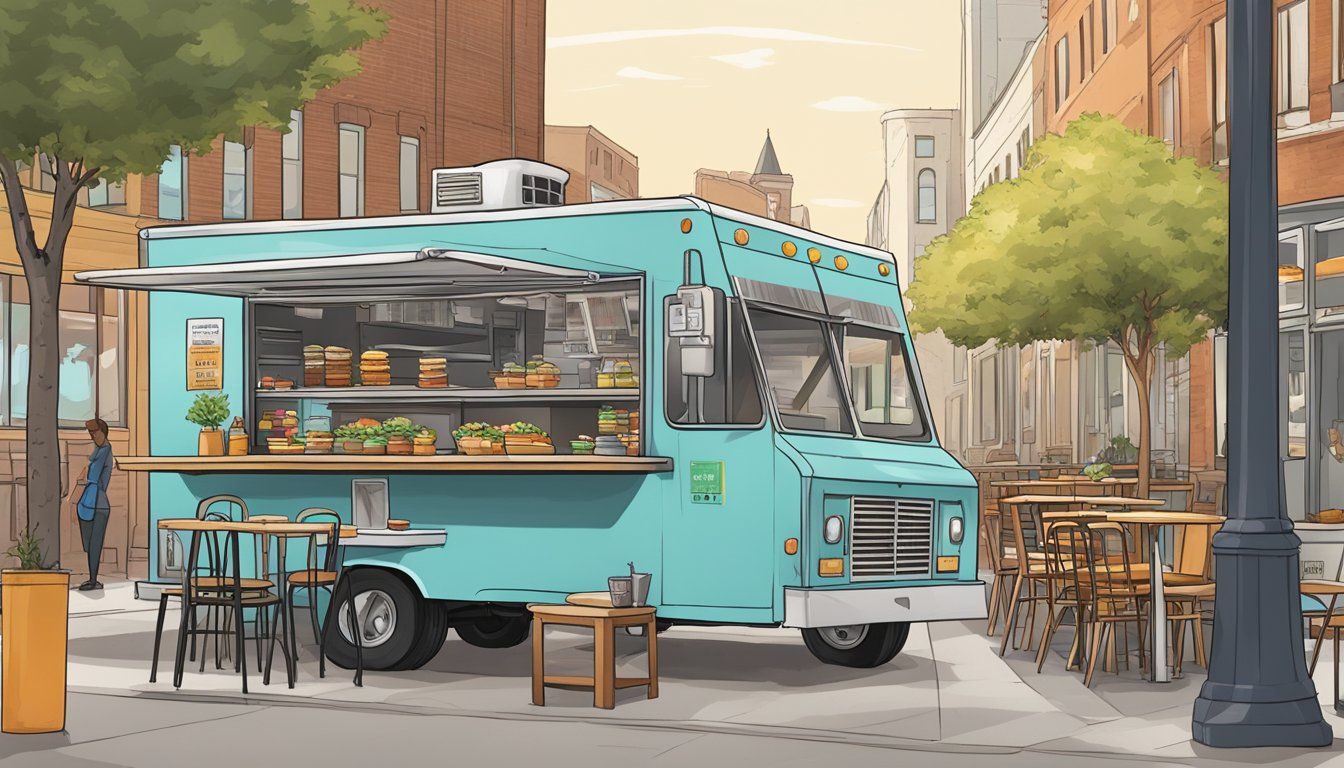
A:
907 113 1229 498
0 0 386 565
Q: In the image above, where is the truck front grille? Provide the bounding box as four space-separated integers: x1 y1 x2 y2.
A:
850 496 933 580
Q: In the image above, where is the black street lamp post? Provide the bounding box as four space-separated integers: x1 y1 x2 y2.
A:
1191 0 1333 747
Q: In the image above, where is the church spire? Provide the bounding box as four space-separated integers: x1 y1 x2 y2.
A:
754 129 783 176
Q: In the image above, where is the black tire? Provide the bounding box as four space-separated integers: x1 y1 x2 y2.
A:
455 613 531 649
801 622 910 668
394 600 449 671
323 569 433 671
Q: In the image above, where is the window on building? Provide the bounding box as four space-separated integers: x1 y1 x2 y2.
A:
1078 17 1088 80
1160 69 1180 151
1085 4 1096 73
946 394 965 456
338 124 365 218
1020 346 1036 438
915 136 936 158
1283 329 1307 458
1213 330 1227 457
522 174 564 206
916 169 936 223
1103 0 1117 53
86 179 126 209
975 350 1000 444
603 151 613 178
1315 329 1344 515
281 109 303 220
222 140 250 220
1055 36 1071 110
399 136 420 213
1280 228 1305 312
665 301 762 426
36 154 56 193
158 144 186 220
1278 0 1310 119
1016 127 1031 168
953 346 967 383
590 183 620 201
1210 17 1228 164
1051 342 1073 448
1316 227 1344 312
7 280 124 428
1005 154 1014 180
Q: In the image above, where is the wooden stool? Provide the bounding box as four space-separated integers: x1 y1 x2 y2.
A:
529 602 658 709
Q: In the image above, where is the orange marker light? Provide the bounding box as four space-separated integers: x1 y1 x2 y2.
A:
734 228 750 245
878 263 891 277
782 241 798 257
807 247 821 263
784 538 799 555
680 218 693 234
936 556 960 573
818 558 845 577
834 256 849 271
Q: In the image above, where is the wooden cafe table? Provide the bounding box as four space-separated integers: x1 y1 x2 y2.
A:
1104 511 1224 683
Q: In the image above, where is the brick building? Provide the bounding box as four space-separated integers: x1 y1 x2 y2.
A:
0 0 547 578
544 125 639 203
695 132 812 228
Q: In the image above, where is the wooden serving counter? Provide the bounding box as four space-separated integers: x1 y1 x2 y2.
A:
115 454 674 475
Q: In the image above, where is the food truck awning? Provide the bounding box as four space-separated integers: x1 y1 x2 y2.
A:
74 248 601 298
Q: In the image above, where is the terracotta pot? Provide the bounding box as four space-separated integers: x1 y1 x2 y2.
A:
2 570 70 733
198 428 225 456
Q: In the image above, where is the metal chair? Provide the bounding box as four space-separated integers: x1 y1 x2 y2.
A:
1035 521 1091 673
1080 522 1148 687
286 508 342 678
999 501 1051 656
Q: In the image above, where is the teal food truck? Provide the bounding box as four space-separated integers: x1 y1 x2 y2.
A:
78 159 983 671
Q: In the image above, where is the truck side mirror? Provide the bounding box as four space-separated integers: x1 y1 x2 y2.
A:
667 285 723 377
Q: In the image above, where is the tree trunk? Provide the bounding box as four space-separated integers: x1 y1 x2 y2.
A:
1122 350 1154 500
0 157 82 568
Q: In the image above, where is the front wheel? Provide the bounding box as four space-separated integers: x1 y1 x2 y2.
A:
801 622 910 668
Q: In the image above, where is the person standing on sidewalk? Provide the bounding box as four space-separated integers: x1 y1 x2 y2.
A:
67 418 112 591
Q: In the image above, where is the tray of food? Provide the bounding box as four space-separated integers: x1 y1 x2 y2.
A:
525 355 561 388
454 423 506 455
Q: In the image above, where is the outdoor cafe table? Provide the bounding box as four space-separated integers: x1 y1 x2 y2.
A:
156 518 350 690
1103 511 1224 683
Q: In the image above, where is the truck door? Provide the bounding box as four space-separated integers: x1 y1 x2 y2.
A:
661 299 776 609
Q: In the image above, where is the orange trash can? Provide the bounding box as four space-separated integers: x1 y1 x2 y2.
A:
2 570 70 734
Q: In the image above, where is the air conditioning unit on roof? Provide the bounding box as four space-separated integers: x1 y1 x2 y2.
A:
431 159 570 213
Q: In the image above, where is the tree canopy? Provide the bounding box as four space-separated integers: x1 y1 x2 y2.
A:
907 112 1229 358
0 0 387 180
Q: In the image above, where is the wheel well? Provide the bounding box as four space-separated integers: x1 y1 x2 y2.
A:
343 564 428 601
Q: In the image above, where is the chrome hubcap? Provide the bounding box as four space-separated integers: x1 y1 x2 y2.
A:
818 624 869 650
338 589 397 648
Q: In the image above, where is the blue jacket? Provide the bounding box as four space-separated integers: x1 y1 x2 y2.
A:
76 444 112 521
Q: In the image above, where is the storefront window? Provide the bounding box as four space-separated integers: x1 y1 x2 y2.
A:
7 280 123 428
1284 329 1307 458
975 349 999 444
1317 227 1344 312
1280 229 1305 312
1317 329 1344 512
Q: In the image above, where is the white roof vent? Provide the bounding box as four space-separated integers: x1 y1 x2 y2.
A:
431 159 570 213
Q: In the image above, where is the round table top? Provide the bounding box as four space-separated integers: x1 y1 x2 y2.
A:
566 591 614 608
1301 579 1344 596
528 602 655 619
999 494 1166 508
1104 511 1225 525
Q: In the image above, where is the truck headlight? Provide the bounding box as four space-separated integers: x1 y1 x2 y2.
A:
823 515 844 545
949 517 964 544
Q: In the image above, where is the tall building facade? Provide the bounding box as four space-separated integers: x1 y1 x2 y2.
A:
0 0 547 577
695 133 811 228
544 125 639 203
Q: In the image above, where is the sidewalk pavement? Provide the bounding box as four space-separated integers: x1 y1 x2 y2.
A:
4 580 1344 765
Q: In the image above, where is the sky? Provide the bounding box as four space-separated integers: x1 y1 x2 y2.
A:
545 1 963 243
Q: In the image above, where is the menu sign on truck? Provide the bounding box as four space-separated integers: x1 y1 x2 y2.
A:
186 318 224 391
690 460 724 505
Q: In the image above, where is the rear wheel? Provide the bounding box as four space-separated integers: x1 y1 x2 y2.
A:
323 569 443 671
801 622 910 668
455 614 531 649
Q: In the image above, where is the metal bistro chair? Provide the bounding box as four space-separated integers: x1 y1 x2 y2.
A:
999 501 1051 656
1035 521 1091 673
285 508 343 678
981 511 1012 637
1080 522 1148 687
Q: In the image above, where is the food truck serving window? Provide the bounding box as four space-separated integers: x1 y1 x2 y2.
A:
838 325 928 441
747 308 853 434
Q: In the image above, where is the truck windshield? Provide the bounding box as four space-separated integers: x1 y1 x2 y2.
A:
838 325 928 441
747 307 853 434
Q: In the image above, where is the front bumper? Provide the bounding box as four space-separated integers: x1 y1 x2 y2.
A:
782 582 987 628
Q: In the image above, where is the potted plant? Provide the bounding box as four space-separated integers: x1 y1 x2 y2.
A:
2 526 70 734
186 393 231 456
1082 462 1114 482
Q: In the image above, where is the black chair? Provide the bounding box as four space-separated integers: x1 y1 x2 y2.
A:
285 508 342 678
